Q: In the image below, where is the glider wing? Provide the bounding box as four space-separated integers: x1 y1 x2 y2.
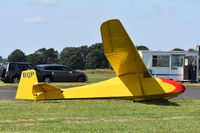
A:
101 19 151 78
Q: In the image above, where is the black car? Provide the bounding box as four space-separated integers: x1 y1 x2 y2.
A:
0 62 30 83
37 64 88 82
0 62 53 83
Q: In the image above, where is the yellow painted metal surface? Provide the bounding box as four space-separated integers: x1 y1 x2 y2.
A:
16 70 38 100
101 19 151 78
15 69 183 101
15 19 185 101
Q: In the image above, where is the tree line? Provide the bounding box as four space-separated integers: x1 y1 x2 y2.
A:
0 43 197 70
1 43 110 69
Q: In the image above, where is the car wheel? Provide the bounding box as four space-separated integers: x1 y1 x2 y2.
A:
43 76 52 83
78 76 85 82
12 76 20 83
3 80 9 83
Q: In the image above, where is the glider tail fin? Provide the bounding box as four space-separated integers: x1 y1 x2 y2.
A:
16 69 64 100
15 70 38 100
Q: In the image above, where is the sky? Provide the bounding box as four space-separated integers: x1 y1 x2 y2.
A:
0 0 200 58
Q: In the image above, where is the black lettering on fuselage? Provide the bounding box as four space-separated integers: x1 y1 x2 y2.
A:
23 72 34 78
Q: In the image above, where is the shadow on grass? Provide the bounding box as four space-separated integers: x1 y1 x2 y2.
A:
138 100 180 106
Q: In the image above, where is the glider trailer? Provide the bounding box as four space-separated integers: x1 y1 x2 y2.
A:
139 50 199 82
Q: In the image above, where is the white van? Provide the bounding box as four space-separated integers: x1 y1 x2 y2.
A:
139 50 199 81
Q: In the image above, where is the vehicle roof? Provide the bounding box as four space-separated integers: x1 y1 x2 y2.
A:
3 62 30 64
37 64 66 67
138 50 199 54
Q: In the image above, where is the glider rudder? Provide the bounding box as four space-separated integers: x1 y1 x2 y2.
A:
16 70 38 100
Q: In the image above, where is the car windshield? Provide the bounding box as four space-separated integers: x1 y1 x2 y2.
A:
37 66 42 69
28 64 39 70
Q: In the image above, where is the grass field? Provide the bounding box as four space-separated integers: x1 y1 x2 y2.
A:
0 71 200 132
0 99 200 132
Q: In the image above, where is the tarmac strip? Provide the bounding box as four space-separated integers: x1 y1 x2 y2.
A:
0 87 199 100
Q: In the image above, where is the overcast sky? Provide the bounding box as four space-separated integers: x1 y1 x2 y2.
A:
0 0 200 58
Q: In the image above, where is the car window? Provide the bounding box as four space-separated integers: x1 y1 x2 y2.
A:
44 66 60 71
17 64 29 71
2 63 8 70
9 63 17 71
42 65 72 71
58 66 64 71
43 66 52 70
61 66 72 71
55 66 64 71
28 64 38 70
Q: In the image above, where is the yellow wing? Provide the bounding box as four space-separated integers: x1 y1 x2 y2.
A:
100 19 151 78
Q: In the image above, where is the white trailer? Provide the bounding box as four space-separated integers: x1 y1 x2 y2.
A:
139 50 199 81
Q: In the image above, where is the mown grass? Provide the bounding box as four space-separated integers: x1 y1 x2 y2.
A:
183 82 200 86
80 69 114 74
0 99 200 132
0 70 200 132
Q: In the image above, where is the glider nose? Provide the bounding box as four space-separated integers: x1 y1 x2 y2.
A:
160 78 185 93
171 81 185 93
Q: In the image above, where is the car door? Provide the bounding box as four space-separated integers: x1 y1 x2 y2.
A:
60 66 74 81
45 66 64 82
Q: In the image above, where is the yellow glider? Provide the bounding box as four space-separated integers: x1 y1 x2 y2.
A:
16 19 185 101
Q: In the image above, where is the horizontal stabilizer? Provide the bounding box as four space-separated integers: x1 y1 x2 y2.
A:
33 83 64 100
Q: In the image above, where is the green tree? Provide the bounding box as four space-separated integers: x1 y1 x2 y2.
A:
27 48 58 65
136 45 149 50
85 43 109 69
36 48 58 64
59 46 88 69
0 56 2 63
26 53 43 65
7 49 26 62
171 48 184 51
85 50 106 69
188 48 195 52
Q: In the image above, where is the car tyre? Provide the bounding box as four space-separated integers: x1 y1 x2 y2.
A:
3 80 9 83
12 76 20 83
43 76 52 83
78 76 85 82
